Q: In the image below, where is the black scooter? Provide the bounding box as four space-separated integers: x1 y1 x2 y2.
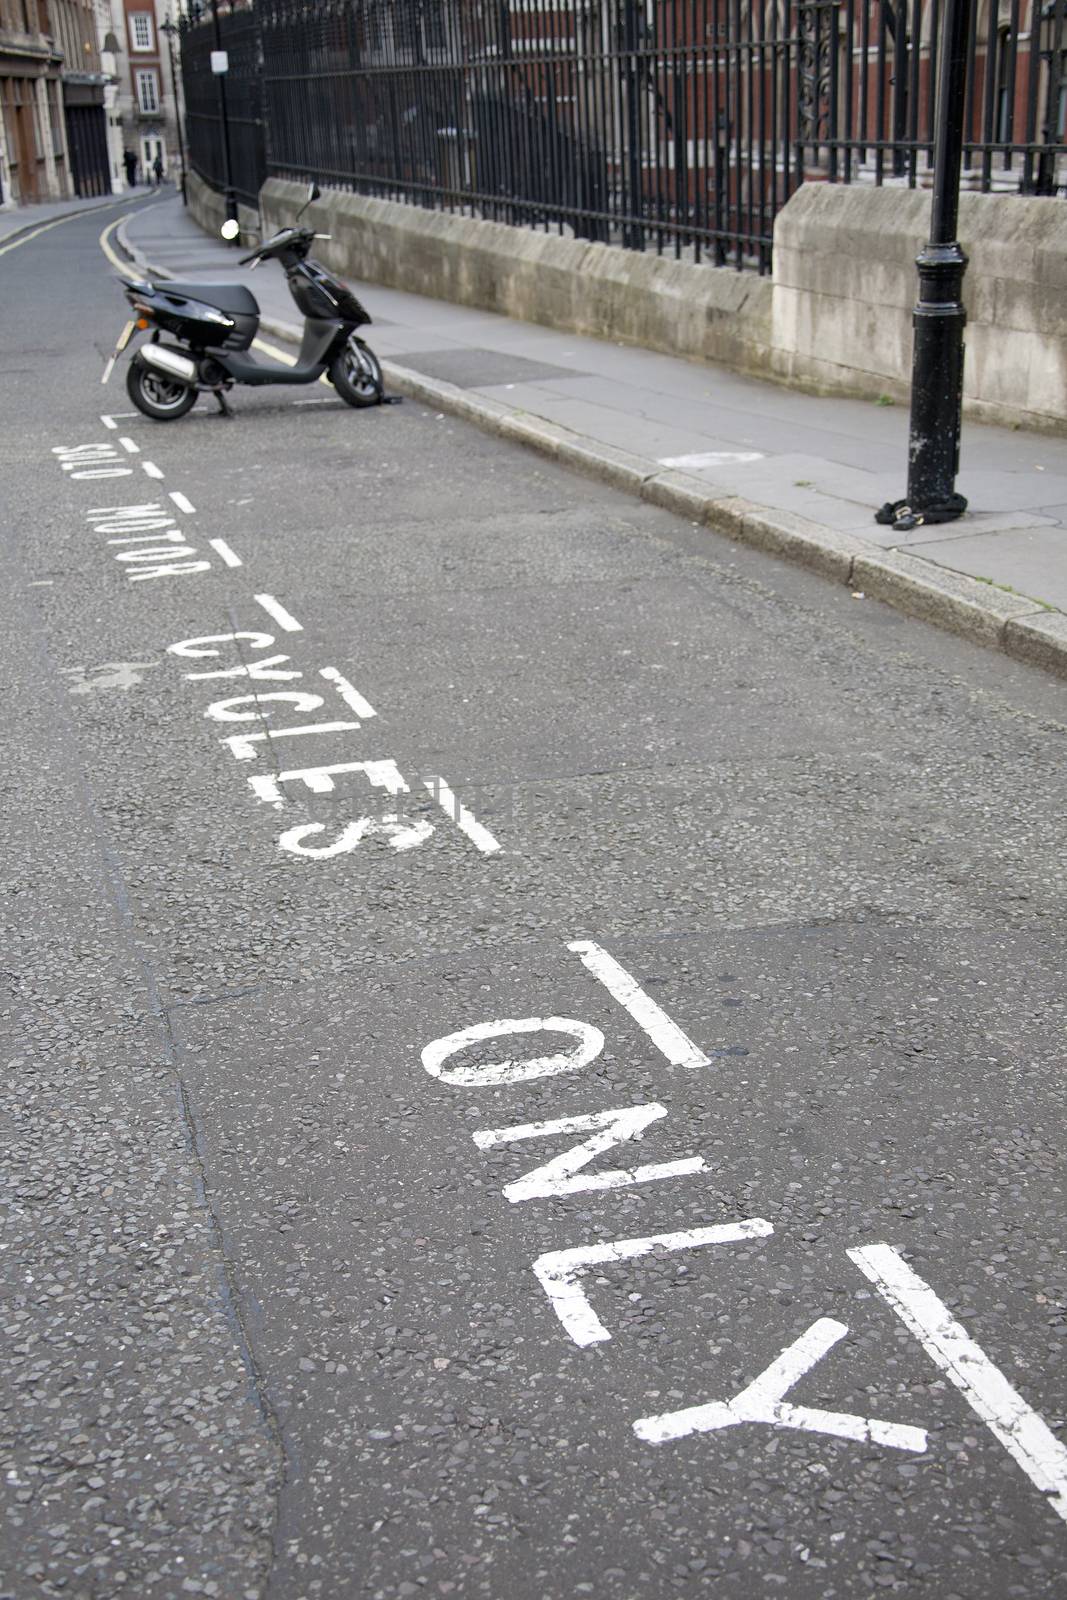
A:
105 184 385 420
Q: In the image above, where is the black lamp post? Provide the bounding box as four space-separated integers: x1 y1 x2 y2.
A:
877 0 975 532
210 0 239 235
159 14 187 205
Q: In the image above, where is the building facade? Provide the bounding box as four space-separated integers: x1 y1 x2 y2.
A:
0 0 126 206
113 0 181 184
0 0 67 203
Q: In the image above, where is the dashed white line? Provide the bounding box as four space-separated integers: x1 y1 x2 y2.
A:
119 436 140 454
320 666 376 719
169 491 196 515
208 537 243 568
142 461 164 480
423 777 502 856
567 941 710 1069
850 1243 1067 1525
253 593 303 632
100 414 118 430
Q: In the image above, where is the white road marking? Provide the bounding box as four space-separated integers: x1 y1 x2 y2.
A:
141 461 164 480
850 1243 1067 1524
423 776 501 855
100 412 137 428
100 414 119 429
118 436 140 454
472 1103 706 1202
254 593 303 632
248 759 409 808
169 630 276 659
533 1220 773 1347
169 491 196 514
633 1316 927 1453
205 690 324 721
278 815 434 859
208 537 243 568
320 666 376 718
422 1017 605 1088
657 451 765 470
221 722 361 760
567 941 709 1069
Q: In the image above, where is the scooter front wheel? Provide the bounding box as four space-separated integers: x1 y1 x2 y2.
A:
126 358 198 421
329 337 383 409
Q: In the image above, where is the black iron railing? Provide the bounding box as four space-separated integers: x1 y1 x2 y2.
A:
180 0 1067 275
181 3 267 206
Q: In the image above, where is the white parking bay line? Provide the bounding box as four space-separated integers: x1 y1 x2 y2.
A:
254 593 303 632
208 537 243 568
657 451 764 470
567 940 710 1069
850 1243 1067 1525
119 435 140 454
423 777 502 856
169 491 195 514
142 461 164 480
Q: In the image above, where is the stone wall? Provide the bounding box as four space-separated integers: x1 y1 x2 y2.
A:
259 179 773 382
201 174 1066 434
771 183 1067 433
186 170 259 252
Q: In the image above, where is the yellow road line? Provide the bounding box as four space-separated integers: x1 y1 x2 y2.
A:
99 212 136 274
1 196 147 260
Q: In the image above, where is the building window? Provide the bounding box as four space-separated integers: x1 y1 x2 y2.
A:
130 12 154 51
136 69 159 113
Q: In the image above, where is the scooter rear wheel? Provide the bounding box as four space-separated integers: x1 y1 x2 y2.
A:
126 357 198 421
329 337 383 409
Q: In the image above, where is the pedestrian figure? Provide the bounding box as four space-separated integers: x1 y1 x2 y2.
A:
123 149 137 188
152 153 164 187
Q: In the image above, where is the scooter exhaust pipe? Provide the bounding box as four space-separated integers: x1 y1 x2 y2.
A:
139 345 198 386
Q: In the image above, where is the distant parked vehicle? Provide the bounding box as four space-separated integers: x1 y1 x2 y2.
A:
102 184 385 421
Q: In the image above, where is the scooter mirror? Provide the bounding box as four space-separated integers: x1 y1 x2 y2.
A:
220 218 240 241
308 182 320 202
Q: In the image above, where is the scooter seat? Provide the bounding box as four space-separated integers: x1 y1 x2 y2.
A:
159 281 259 316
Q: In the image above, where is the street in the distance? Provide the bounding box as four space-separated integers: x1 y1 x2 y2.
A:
3 3 1067 1596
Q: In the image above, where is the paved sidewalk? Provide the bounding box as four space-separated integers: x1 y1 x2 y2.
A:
119 197 1067 676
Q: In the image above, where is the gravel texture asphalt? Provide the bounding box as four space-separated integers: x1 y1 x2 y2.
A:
1 201 1066 1600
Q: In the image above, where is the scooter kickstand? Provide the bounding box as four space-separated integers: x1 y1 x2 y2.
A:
214 389 234 418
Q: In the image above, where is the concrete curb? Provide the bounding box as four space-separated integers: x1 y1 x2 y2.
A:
265 315 1067 682
120 220 1067 681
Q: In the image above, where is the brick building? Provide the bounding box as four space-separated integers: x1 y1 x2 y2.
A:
113 0 181 184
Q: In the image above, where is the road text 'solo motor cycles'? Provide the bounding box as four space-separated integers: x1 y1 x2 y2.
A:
104 185 386 421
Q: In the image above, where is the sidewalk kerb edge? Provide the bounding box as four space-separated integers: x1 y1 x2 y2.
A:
182 283 1067 682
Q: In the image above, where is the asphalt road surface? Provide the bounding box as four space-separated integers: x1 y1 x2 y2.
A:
2 199 1066 1600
